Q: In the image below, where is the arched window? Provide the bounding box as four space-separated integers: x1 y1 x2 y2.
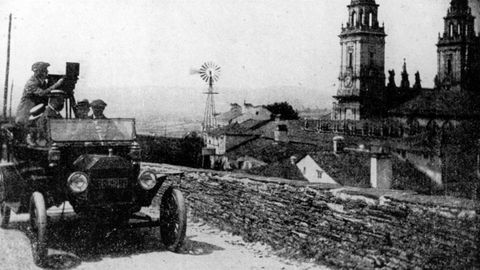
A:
352 11 357 27
449 23 454 37
447 59 452 74
426 120 439 141
360 11 364 26
465 24 469 36
407 118 420 136
348 51 353 68
368 12 373 27
457 24 462 36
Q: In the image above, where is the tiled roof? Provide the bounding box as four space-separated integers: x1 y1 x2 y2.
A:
224 123 436 193
307 151 434 191
308 151 371 187
208 119 271 136
247 158 306 181
389 89 480 118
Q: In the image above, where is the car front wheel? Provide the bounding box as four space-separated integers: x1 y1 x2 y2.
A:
29 192 48 266
159 187 187 252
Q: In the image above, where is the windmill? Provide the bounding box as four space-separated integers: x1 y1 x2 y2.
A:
192 62 221 136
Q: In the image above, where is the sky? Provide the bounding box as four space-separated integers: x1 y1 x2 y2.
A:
0 0 479 118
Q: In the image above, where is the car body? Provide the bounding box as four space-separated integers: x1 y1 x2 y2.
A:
0 118 186 265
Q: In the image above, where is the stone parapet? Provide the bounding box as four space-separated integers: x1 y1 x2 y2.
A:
143 163 480 269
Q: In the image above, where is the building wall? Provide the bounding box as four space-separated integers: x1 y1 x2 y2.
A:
296 155 338 184
232 106 271 124
205 134 226 155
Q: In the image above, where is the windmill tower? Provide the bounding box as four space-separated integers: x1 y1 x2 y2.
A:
194 62 221 136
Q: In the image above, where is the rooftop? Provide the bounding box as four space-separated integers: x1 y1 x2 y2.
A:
389 89 480 119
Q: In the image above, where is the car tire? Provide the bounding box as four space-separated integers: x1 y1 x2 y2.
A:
0 201 10 229
29 191 48 266
159 187 187 252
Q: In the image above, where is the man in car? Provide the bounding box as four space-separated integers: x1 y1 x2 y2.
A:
89 99 107 119
36 90 65 145
15 62 64 125
75 99 90 119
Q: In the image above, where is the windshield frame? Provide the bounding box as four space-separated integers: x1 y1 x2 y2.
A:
48 118 137 143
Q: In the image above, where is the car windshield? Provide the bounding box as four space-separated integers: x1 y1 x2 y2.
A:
49 118 136 142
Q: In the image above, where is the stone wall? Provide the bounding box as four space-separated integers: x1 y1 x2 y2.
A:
143 163 480 269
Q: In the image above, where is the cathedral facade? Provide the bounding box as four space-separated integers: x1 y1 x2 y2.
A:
332 0 480 123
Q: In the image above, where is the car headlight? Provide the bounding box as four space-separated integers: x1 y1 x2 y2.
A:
138 171 157 190
67 172 89 193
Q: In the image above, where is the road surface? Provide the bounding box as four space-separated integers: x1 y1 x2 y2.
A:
0 205 330 270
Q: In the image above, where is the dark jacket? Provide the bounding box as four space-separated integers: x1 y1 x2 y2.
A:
15 76 49 125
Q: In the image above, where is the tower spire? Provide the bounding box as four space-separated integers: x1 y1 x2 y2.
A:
437 0 479 91
400 58 410 89
333 0 386 120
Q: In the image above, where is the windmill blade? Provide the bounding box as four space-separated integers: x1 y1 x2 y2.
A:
196 61 221 84
190 68 201 75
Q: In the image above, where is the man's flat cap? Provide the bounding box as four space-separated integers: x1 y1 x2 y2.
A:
28 104 45 121
49 90 66 97
76 99 90 107
29 104 45 116
31 62 50 72
90 99 107 108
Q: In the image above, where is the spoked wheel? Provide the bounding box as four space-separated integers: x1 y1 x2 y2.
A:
1 168 11 229
0 201 10 228
29 192 48 266
159 187 186 252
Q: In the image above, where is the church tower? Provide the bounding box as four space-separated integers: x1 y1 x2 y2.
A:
436 0 480 92
332 0 386 121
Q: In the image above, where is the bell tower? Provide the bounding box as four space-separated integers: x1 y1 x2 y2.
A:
332 0 386 121
436 0 480 92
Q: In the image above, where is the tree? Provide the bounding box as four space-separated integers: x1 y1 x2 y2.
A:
179 131 204 167
265 102 299 120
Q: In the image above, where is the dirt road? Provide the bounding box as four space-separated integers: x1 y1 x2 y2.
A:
0 205 330 270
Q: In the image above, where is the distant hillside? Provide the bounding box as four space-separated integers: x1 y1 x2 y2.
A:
298 108 331 119
85 85 335 121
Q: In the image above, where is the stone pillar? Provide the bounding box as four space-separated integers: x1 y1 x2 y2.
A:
274 124 288 143
370 146 392 189
333 136 345 154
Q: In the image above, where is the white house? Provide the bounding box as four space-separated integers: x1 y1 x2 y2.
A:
204 133 226 155
231 103 272 124
295 155 338 184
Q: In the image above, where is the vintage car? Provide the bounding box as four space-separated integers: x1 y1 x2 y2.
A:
0 118 187 265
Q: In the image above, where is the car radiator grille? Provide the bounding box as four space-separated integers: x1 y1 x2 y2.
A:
87 177 133 204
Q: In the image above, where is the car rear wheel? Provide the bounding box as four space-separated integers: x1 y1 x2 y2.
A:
0 166 11 229
159 187 186 252
29 192 47 266
0 201 10 228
